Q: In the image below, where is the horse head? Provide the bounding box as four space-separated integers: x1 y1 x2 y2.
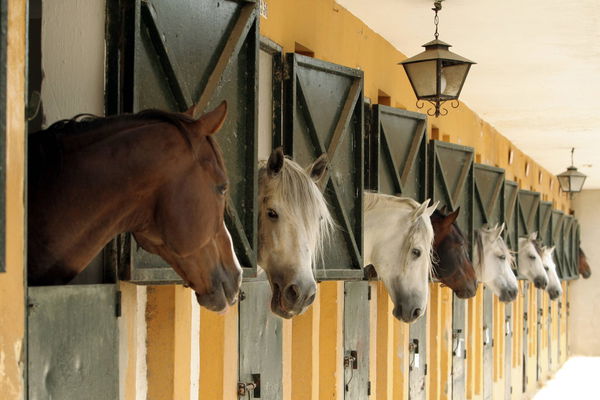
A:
579 247 591 279
430 207 478 299
134 102 242 312
364 194 437 323
538 245 562 300
257 148 333 318
518 232 548 289
475 224 518 302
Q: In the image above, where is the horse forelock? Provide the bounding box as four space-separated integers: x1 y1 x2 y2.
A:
477 227 516 273
258 157 334 267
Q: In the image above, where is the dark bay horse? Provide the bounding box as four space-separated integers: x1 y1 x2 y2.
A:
430 207 478 299
27 102 242 312
579 247 591 279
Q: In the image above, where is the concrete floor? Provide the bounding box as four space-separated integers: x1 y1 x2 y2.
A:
533 356 600 399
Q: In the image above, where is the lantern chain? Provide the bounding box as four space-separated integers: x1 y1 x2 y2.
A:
433 1 443 39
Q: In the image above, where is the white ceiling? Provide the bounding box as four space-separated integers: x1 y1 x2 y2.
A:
338 0 600 188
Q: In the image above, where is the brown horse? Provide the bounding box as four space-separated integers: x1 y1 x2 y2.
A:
579 247 591 279
430 208 478 298
27 102 242 312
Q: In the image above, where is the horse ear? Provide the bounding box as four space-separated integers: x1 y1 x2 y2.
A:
529 231 538 241
196 101 228 136
425 200 439 218
446 207 460 225
267 147 285 177
412 200 429 219
497 222 506 235
307 153 328 182
494 224 504 241
548 245 555 254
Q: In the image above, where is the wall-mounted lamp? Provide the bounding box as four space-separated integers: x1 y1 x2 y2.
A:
399 0 475 117
557 148 586 196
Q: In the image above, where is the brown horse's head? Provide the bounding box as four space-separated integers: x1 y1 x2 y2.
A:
431 207 478 299
134 102 242 312
579 247 591 279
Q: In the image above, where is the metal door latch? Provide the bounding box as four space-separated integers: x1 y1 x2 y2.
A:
238 373 260 398
344 350 358 369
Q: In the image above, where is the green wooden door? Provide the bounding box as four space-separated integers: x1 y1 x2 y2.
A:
473 163 505 400
27 285 119 399
551 210 565 279
365 104 428 399
115 0 259 282
343 281 370 399
366 105 427 201
429 140 474 400
238 280 283 399
284 54 364 280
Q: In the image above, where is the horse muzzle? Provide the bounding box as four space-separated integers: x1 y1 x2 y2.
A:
270 279 317 319
547 287 562 301
194 267 242 312
533 276 548 290
499 287 518 303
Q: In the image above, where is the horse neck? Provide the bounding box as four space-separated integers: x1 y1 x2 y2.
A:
28 121 192 278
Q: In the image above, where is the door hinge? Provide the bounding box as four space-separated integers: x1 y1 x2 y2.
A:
116 290 122 317
424 363 428 376
368 286 371 300
367 381 371 396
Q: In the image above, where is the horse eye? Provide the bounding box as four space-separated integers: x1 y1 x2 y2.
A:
267 208 279 220
411 248 421 258
529 254 536 260
216 183 228 195
544 265 549 271
498 254 506 261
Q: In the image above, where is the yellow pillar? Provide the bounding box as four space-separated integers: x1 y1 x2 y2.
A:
291 286 321 400
145 286 175 400
0 1 26 397
199 306 239 400
376 281 394 400
318 281 344 400
120 283 147 400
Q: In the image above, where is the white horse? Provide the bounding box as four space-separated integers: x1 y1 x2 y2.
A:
538 245 562 300
258 148 334 318
474 224 519 302
518 232 548 289
364 193 437 323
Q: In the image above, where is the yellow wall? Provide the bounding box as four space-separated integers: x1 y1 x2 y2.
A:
0 0 26 398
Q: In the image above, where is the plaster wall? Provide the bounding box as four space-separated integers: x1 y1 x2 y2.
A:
569 190 600 356
41 0 105 125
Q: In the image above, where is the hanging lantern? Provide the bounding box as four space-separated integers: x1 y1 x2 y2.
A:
557 148 586 195
399 1 475 117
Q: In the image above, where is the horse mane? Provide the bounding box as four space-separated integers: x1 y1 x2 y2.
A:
258 157 334 268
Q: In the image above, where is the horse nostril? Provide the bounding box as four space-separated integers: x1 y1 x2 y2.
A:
283 284 301 304
412 308 422 319
534 277 547 289
306 292 316 306
510 289 518 299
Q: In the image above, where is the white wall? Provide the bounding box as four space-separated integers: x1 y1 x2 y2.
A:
41 0 106 125
569 189 600 355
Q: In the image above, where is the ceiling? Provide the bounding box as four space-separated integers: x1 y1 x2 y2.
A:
338 0 600 188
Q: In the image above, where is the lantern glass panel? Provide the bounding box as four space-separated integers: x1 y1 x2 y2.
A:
441 62 470 98
557 175 571 192
569 175 586 192
404 60 438 98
